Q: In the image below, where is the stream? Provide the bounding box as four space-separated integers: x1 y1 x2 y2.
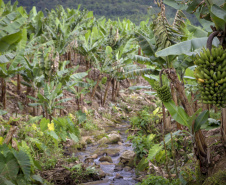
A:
76 123 138 185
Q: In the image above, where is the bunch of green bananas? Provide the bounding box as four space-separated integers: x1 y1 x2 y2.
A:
194 46 226 107
154 82 172 102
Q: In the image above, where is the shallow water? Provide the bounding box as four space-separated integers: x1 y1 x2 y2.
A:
77 124 138 185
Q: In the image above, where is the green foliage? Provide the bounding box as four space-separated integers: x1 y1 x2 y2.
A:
203 170 226 185
137 174 180 185
28 82 72 118
180 166 196 184
194 110 209 132
201 118 221 131
17 121 62 170
0 144 44 185
52 116 80 142
128 134 156 159
130 109 160 135
64 164 98 184
75 110 87 125
163 100 189 127
15 116 80 170
147 130 183 161
8 0 156 25
156 37 219 57
164 100 209 133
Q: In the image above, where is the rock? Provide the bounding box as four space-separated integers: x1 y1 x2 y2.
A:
114 163 123 172
77 140 87 150
105 148 120 157
90 154 98 159
120 150 135 167
80 180 109 185
99 156 113 163
100 162 113 165
81 136 94 144
97 169 106 179
93 148 120 157
121 150 135 161
124 166 132 171
97 137 108 145
84 158 94 164
118 141 123 146
125 143 131 147
102 117 115 126
114 173 123 179
107 133 121 144
110 131 119 134
97 133 121 145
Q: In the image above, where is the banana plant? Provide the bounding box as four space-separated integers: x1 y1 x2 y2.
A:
66 71 89 110
43 5 91 65
76 26 104 70
0 0 27 109
28 82 72 122
164 0 226 151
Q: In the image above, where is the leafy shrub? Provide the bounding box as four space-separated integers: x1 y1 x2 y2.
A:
137 175 180 185
130 109 160 135
64 164 98 184
128 134 156 159
0 144 44 185
203 170 226 185
16 115 80 170
52 116 80 142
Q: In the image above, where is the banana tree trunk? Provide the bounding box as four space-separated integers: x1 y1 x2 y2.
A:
112 78 117 101
103 78 111 106
45 105 49 119
165 68 208 173
76 87 80 110
80 93 83 111
26 86 32 105
17 74 20 95
1 78 6 109
170 83 182 130
32 89 36 116
221 108 226 147
74 52 77 66
162 104 167 130
60 96 63 116
116 81 120 97
86 59 89 71
112 78 115 101
91 74 102 99
68 51 71 68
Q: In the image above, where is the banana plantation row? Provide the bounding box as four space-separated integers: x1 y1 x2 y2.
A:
0 0 226 184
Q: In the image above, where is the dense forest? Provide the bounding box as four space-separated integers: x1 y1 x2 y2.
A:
7 0 199 25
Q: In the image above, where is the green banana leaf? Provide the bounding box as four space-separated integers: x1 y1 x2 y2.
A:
156 37 219 57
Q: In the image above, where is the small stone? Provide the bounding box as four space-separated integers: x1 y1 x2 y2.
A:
100 162 112 165
114 162 123 172
124 166 132 171
90 154 98 159
115 173 123 179
125 144 131 147
120 150 135 161
99 156 113 163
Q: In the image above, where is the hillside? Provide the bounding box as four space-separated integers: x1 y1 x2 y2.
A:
7 0 179 24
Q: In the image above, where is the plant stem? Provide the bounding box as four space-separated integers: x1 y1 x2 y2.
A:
163 129 171 180
1 78 6 109
170 132 179 178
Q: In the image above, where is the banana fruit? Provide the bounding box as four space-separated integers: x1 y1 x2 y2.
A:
154 83 172 102
194 46 226 107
